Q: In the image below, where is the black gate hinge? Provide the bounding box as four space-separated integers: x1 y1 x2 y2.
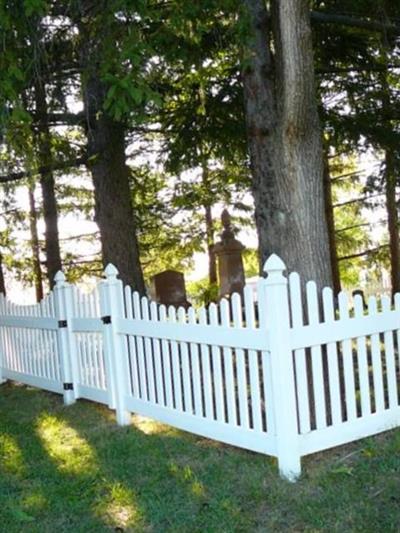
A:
101 315 112 324
58 320 68 328
63 382 74 391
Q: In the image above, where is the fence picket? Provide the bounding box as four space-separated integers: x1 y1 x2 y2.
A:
231 292 249 430
150 302 165 406
132 291 148 401
220 298 237 425
38 301 47 378
159 305 173 408
177 307 193 414
88 294 97 387
198 307 214 419
0 296 5 380
168 306 183 411
141 297 156 403
289 273 311 433
125 286 139 398
395 293 400 380
381 296 398 409
353 295 371 416
0 296 5 381
257 278 275 434
23 304 30 375
209 303 225 422
83 295 92 386
368 296 385 413
43 293 57 379
338 292 357 421
306 281 327 429
16 304 25 375
322 287 342 426
187 307 203 416
244 286 262 432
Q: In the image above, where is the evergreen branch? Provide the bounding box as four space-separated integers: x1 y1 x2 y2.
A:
333 193 384 208
311 11 400 34
0 157 87 184
338 244 389 261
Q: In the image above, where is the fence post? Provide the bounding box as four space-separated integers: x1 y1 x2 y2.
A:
54 271 78 405
100 264 131 426
263 254 301 481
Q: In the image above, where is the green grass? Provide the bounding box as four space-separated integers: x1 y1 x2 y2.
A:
0 383 399 532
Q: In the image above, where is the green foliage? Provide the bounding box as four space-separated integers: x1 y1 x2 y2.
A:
186 277 219 307
129 165 203 281
330 155 373 287
1 0 400 295
243 248 259 278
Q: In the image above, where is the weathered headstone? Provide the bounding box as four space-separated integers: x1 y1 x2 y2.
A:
213 209 246 299
150 270 190 308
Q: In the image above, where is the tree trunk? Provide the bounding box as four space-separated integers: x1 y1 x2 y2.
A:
28 185 44 302
385 150 400 295
323 155 341 295
201 164 217 285
0 253 6 296
77 6 145 292
204 204 217 285
33 77 62 289
378 67 400 296
242 0 332 289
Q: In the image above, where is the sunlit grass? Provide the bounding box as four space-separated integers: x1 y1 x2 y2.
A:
0 382 400 532
94 482 141 530
132 414 180 436
0 434 25 477
36 414 97 475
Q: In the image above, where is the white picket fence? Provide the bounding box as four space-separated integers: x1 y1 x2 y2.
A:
0 254 399 481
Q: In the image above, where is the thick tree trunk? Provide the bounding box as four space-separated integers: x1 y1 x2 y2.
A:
28 185 44 302
77 6 145 292
86 106 145 292
242 0 332 288
323 155 341 295
385 150 400 295
33 79 62 289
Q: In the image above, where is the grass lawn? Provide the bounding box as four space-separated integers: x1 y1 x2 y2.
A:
0 383 399 532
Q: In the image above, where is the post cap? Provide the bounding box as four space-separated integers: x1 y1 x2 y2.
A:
263 254 286 274
54 270 66 285
104 263 119 280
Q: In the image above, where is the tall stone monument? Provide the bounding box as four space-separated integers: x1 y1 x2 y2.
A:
213 209 246 299
150 270 190 309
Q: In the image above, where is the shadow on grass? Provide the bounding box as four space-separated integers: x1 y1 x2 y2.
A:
1 382 400 532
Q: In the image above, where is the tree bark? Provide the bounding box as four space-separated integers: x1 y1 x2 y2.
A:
28 185 44 302
385 150 400 295
77 5 145 292
242 0 332 288
0 253 6 296
204 204 217 285
323 155 341 295
33 74 62 289
201 164 217 286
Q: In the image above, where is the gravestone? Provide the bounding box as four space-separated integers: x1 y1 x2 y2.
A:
213 209 246 299
150 270 190 308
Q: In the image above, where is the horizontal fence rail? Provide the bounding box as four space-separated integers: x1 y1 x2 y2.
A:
0 255 399 481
